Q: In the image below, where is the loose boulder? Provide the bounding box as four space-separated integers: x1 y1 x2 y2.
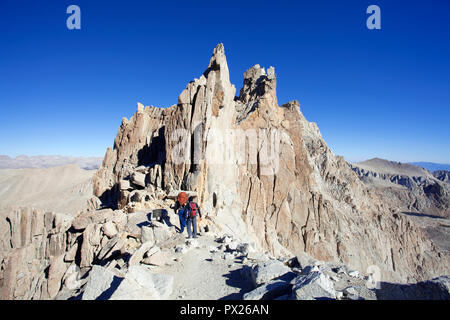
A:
142 251 167 266
243 271 297 300
102 221 118 238
129 241 155 266
110 266 173 300
131 172 146 188
82 265 117 300
291 271 336 300
251 260 292 287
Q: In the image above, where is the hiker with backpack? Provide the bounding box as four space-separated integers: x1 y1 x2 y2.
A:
173 192 188 234
186 195 202 239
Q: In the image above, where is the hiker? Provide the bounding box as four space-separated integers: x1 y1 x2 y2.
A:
186 195 202 239
173 192 188 233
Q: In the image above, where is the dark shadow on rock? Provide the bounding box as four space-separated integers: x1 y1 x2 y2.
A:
98 183 120 210
97 126 166 210
375 278 450 300
162 216 172 227
137 126 166 190
275 271 297 283
220 292 243 300
68 290 83 300
260 282 293 300
96 276 124 300
137 221 151 228
219 266 255 300
223 268 248 290
73 233 84 267
133 211 154 228
424 183 444 200
401 211 444 220
158 209 180 231
95 249 124 267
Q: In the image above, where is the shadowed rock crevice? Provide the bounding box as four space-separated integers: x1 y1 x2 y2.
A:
375 276 450 300
137 126 167 168
95 276 124 300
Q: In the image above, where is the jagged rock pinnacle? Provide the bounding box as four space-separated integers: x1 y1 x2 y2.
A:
213 43 225 55
204 43 232 88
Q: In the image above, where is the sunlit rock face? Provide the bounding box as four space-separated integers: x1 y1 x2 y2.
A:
93 44 449 283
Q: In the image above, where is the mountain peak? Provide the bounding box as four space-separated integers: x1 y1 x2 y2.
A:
204 43 230 82
92 45 449 284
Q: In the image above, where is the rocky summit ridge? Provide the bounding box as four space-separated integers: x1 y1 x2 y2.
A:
92 44 449 283
1 44 449 300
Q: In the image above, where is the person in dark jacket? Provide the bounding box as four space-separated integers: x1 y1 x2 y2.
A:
186 196 202 238
172 199 187 233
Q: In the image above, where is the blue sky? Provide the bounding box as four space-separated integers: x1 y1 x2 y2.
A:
0 0 449 163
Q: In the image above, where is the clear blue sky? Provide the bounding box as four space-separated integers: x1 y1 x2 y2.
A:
1 0 449 163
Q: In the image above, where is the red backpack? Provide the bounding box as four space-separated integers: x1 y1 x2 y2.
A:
188 201 198 218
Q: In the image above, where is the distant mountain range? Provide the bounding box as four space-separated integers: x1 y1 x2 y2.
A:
349 157 450 218
0 155 103 170
1 154 448 173
409 162 450 173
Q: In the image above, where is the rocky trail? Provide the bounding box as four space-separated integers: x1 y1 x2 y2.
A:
87 208 255 300
2 199 450 300
53 207 386 301
164 234 253 300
